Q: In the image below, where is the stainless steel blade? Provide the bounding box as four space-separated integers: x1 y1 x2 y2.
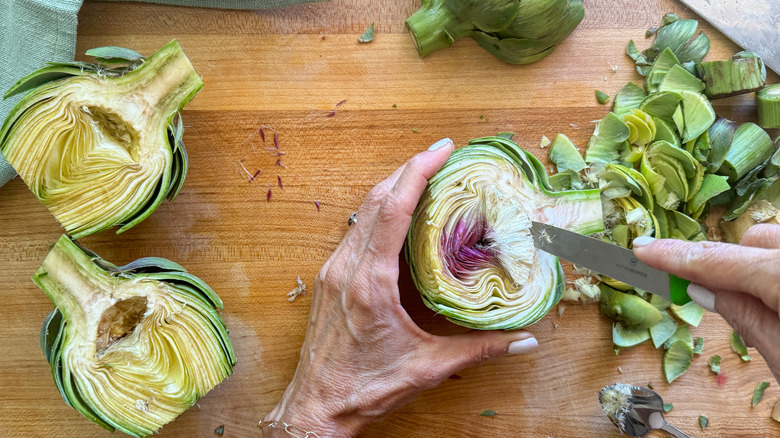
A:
679 0 780 74
530 221 673 300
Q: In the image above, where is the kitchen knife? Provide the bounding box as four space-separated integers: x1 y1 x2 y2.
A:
530 221 692 305
678 0 780 74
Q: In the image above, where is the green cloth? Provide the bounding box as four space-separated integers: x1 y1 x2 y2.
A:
0 0 323 187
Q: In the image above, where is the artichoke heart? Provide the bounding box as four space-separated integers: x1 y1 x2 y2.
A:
0 40 202 238
406 137 603 330
36 236 236 437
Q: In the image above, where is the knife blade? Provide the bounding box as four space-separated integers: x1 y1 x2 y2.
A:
678 0 780 74
530 221 692 305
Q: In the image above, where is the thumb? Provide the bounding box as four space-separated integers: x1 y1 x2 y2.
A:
430 330 538 378
715 289 780 383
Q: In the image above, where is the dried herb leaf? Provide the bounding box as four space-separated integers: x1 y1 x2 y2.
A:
730 331 751 361
699 415 708 430
753 381 771 407
708 355 721 374
358 22 375 43
663 403 673 413
479 409 497 417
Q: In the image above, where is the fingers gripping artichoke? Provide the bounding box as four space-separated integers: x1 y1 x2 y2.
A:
406 137 603 330
405 0 584 64
37 236 236 437
0 40 201 238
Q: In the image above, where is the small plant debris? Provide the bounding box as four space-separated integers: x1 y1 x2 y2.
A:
215 425 224 436
358 22 375 43
288 276 307 302
479 409 497 417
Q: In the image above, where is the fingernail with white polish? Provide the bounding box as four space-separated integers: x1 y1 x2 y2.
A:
508 337 538 355
687 284 717 313
428 138 453 151
632 236 656 248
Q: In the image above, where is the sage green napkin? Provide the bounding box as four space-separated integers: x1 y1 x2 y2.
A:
0 0 324 187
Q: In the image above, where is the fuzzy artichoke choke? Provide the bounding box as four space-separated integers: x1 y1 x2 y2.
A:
405 0 584 64
0 41 202 238
406 137 603 330
37 236 235 437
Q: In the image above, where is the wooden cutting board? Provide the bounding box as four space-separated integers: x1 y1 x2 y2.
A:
1 0 778 436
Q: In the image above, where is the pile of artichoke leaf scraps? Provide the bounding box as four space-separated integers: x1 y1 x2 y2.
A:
545 13 780 388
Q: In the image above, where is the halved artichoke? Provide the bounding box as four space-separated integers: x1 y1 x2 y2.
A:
405 0 584 64
0 40 202 238
406 137 603 330
37 236 235 437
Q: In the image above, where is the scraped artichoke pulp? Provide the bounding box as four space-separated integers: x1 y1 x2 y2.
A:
0 40 202 239
37 236 236 437
406 137 603 329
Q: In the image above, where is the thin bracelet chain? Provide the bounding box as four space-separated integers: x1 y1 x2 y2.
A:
259 420 322 438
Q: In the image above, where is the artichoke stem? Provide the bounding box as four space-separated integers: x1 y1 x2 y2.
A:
119 40 203 119
405 2 468 58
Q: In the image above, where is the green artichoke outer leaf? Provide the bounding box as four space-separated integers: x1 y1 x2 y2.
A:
717 122 774 183
444 0 520 32
612 82 646 117
650 310 676 348
471 32 557 65
664 324 693 350
658 64 705 94
686 174 730 219
679 91 716 143
645 48 680 94
0 40 202 239
585 113 631 164
670 301 705 327
548 133 585 172
638 91 683 121
651 19 709 64
664 340 694 382
405 137 603 330
33 235 236 437
600 284 662 330
706 117 738 173
613 322 651 347
652 116 681 148
85 46 146 65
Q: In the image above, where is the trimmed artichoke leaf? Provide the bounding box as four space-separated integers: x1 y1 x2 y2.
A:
670 301 705 327
405 137 603 330
612 82 646 117
600 284 662 330
664 340 694 383
645 48 680 94
33 236 236 437
85 46 145 65
650 310 676 348
679 91 716 143
658 64 705 94
664 324 693 350
596 90 610 105
686 174 730 219
640 141 703 210
638 91 683 120
708 355 721 374
652 19 709 64
549 133 585 172
585 113 631 164
707 117 738 174
358 22 376 43
651 117 681 148
613 322 651 347
0 40 202 239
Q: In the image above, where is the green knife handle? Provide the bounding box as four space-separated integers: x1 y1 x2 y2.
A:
669 275 692 305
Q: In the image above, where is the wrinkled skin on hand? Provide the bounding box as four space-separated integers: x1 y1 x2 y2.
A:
262 140 538 437
634 224 780 383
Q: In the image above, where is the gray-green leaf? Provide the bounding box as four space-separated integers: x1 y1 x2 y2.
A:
85 46 145 64
753 381 770 407
358 23 376 43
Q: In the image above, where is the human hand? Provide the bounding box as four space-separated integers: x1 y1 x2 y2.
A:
261 139 539 437
632 224 780 383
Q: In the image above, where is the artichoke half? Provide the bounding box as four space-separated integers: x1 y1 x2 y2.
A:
0 40 202 239
405 0 584 64
406 137 603 330
37 236 236 437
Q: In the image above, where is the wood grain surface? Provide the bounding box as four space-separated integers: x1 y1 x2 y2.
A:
1 0 779 437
